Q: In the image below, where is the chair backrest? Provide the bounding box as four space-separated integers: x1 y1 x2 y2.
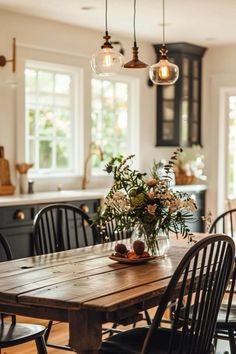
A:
142 234 235 354
209 208 236 238
0 233 12 261
95 218 133 242
209 209 236 324
0 234 16 325
33 203 98 255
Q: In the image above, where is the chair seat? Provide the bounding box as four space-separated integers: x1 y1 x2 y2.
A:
99 327 214 354
0 322 46 348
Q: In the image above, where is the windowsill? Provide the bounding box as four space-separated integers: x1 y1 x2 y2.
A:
29 172 80 179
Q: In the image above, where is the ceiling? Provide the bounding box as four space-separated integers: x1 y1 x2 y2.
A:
0 0 236 47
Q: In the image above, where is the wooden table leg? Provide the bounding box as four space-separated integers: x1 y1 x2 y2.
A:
69 309 102 354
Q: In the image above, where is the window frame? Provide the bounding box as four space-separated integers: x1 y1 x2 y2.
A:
24 60 83 179
90 74 140 176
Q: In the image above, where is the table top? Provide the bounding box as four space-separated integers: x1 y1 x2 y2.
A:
0 237 194 317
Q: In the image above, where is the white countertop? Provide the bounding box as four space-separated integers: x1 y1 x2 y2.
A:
0 189 108 207
0 184 207 207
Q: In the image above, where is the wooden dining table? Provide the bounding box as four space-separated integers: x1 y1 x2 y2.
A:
0 236 196 354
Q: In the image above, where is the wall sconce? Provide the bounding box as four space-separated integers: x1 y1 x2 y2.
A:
0 38 16 73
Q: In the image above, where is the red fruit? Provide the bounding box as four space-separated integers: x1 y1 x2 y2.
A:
133 240 145 255
115 243 128 255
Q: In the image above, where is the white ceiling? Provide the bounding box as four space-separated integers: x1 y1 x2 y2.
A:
0 0 236 47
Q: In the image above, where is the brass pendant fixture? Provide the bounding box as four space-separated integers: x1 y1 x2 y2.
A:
124 0 148 69
91 0 124 76
149 0 179 85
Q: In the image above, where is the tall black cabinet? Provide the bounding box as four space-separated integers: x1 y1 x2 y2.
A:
154 42 207 147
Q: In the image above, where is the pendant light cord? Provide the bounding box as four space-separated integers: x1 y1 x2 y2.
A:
133 0 137 44
162 0 165 46
105 0 108 33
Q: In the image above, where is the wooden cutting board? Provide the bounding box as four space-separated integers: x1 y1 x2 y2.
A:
0 158 11 185
0 146 15 195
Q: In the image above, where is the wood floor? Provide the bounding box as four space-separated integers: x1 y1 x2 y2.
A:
1 314 151 354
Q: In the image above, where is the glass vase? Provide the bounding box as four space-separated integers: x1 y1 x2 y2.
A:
132 225 170 257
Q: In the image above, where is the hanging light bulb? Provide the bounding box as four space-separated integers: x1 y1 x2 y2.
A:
91 0 124 76
149 0 179 85
124 0 148 69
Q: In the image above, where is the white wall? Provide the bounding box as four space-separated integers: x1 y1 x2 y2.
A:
1 9 232 221
0 9 162 192
202 46 236 219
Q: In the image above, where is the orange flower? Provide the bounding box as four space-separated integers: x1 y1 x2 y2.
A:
146 204 157 215
144 178 158 187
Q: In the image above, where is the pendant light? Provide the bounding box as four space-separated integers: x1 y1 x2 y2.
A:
149 0 179 85
124 0 148 69
91 0 124 76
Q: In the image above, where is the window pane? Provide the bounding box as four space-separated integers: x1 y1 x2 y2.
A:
38 71 53 93
162 123 174 140
56 141 69 168
54 94 71 107
163 101 174 121
227 96 236 198
26 108 35 136
25 69 36 92
25 63 75 174
55 74 71 94
39 140 52 168
38 94 53 106
91 78 129 174
39 109 53 137
28 139 35 165
55 109 71 137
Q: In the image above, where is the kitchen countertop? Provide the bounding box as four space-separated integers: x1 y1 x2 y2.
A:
0 189 108 207
0 184 207 207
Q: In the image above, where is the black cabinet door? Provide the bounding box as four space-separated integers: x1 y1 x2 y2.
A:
154 43 207 147
2 226 34 259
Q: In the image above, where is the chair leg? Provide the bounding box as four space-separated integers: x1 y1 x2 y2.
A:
144 309 152 326
44 320 53 343
35 336 47 354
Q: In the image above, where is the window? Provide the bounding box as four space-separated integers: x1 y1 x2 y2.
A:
227 95 236 198
25 61 80 176
91 76 137 174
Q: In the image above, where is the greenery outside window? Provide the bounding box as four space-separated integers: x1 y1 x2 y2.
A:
25 61 80 177
91 76 137 175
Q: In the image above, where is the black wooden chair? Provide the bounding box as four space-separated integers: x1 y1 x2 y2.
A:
209 209 236 353
209 208 236 238
99 234 235 354
33 203 99 255
33 203 99 351
0 233 47 354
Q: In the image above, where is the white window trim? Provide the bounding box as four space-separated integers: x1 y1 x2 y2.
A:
23 60 84 180
218 87 236 212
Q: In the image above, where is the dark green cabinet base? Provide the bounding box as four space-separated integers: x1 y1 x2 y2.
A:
0 199 100 259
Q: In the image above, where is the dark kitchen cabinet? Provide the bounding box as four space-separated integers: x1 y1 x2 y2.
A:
154 42 207 147
0 198 100 259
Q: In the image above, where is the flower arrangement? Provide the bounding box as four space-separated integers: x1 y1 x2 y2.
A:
96 149 197 255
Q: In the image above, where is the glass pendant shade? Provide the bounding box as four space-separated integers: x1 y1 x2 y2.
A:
149 46 179 85
91 46 124 76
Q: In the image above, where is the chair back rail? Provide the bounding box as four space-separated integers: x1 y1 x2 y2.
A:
33 203 97 255
141 234 235 354
209 208 236 238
